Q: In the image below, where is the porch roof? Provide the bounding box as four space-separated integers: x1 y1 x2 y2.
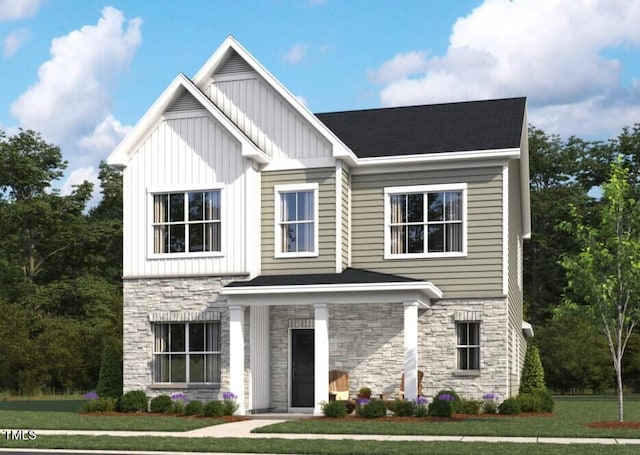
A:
226 267 420 287
221 268 443 302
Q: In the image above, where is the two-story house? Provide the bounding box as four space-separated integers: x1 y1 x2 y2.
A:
107 36 532 415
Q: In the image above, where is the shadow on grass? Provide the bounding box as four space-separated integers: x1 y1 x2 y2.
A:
0 400 84 413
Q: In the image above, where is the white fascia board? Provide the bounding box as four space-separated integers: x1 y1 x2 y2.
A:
220 281 443 300
106 73 269 169
520 110 532 239
192 36 358 165
225 292 431 308
522 321 534 338
356 147 521 169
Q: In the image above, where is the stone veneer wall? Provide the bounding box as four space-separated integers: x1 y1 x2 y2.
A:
269 298 508 410
420 298 509 400
123 276 249 404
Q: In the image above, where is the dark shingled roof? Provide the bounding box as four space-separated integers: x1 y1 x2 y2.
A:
316 97 526 158
225 268 420 287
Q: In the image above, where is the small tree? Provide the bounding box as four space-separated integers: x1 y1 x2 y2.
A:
560 160 640 422
519 343 546 394
96 338 123 398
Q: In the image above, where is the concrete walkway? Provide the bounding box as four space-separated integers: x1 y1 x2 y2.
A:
27 418 640 445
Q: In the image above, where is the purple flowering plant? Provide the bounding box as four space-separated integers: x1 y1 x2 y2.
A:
222 391 237 401
437 393 454 402
356 398 370 406
83 391 99 400
170 392 187 402
482 392 499 414
412 396 429 405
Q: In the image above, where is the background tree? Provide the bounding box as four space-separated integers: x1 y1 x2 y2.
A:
560 160 640 422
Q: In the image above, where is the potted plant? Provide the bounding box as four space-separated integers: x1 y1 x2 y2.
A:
357 387 372 399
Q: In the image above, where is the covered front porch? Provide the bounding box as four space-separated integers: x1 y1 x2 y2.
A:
220 268 442 415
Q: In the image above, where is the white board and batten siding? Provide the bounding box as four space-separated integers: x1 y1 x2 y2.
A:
123 111 256 278
209 52 333 163
350 166 504 299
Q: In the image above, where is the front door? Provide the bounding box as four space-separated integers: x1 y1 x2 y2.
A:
291 329 314 407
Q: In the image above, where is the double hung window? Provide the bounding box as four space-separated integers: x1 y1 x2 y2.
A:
274 183 318 257
153 322 221 384
385 184 466 258
456 322 480 371
152 190 221 254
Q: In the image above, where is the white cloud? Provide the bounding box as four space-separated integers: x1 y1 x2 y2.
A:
368 51 430 84
10 7 141 165
372 0 640 138
283 43 308 65
2 27 29 57
11 7 141 146
78 114 131 157
0 0 43 21
60 166 98 196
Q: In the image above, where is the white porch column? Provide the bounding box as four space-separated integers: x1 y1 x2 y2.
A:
229 304 245 415
314 303 329 416
403 301 419 401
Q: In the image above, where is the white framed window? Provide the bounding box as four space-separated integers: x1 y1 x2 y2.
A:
384 183 467 259
274 183 319 258
456 321 480 371
153 322 221 384
150 189 222 256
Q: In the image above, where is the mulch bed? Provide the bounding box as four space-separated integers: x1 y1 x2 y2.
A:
586 421 640 430
315 413 554 422
83 412 247 421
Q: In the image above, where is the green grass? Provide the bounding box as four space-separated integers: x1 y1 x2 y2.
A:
0 435 638 454
254 396 640 439
0 399 228 431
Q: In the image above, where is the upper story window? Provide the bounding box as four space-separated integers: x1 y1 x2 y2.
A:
384 183 467 259
274 183 318 258
152 190 221 255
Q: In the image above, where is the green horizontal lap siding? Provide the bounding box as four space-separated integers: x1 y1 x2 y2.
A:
261 168 336 274
350 166 504 298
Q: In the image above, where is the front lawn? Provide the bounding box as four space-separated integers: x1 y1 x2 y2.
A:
254 396 640 439
0 399 229 431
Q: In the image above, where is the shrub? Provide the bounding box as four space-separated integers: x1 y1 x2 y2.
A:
184 400 204 416
458 398 482 415
204 400 225 417
519 344 546 394
117 390 148 413
517 393 541 413
428 397 453 418
357 399 387 418
149 394 173 413
434 389 462 412
80 397 116 413
498 397 521 415
518 390 554 413
321 400 347 418
96 338 123 399
539 389 554 413
390 399 414 417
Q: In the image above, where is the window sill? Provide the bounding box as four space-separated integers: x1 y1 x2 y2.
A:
147 252 224 260
150 383 221 389
384 252 467 260
274 252 319 259
453 370 481 377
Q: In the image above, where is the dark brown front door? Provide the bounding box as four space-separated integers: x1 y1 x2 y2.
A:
291 329 314 407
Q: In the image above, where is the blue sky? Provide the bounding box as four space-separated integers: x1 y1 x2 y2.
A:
1 0 639 198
